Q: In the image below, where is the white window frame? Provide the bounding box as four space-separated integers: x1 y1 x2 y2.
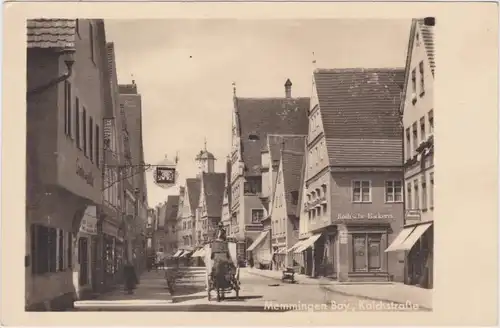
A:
385 180 403 203
352 180 372 203
251 208 264 224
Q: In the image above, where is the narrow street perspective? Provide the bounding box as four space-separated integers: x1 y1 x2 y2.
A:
25 17 435 313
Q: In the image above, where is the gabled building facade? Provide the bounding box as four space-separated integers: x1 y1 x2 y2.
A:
178 178 200 250
164 195 180 255
229 79 310 263
221 157 232 234
196 172 226 244
289 68 406 282
26 19 108 310
385 17 435 289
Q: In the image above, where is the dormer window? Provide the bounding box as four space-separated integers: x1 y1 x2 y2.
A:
248 134 260 141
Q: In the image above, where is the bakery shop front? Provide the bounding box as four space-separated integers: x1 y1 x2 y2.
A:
295 211 404 283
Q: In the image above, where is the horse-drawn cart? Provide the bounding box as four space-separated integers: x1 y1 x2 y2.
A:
205 239 240 302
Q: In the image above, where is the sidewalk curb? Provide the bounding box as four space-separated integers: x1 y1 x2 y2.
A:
321 286 433 311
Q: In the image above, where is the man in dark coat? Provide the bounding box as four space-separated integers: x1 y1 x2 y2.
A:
123 262 139 294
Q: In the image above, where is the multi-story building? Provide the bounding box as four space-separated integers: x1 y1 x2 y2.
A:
247 135 307 268
164 196 180 255
119 80 149 271
229 79 309 262
267 148 305 271
289 68 406 282
386 17 435 289
26 19 108 310
146 208 156 253
196 172 226 244
220 157 232 234
178 177 200 251
174 186 185 253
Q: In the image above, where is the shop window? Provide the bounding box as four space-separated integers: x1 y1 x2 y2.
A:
252 209 264 224
385 180 403 203
352 234 382 272
352 180 371 203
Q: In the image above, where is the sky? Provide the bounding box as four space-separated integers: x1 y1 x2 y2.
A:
104 19 411 208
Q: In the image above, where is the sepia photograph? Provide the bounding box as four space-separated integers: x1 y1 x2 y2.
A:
24 17 437 313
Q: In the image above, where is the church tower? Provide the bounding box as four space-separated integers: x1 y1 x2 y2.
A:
195 138 216 176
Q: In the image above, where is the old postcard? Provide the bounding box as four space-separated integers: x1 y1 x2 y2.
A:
1 1 498 327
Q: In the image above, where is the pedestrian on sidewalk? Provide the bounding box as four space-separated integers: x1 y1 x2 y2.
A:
123 262 139 294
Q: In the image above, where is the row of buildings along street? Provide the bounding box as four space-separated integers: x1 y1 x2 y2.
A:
26 19 151 310
25 17 435 312
148 16 435 294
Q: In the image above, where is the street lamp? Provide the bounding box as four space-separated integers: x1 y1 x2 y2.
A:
27 47 76 97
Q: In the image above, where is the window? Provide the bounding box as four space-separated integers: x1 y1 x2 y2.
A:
95 124 100 167
67 232 72 269
419 61 425 95
405 128 411 159
75 98 81 149
420 117 426 141
412 122 418 151
89 117 94 162
429 172 434 208
244 177 261 195
252 209 264 224
352 234 382 272
82 108 87 157
321 184 327 196
414 180 420 210
411 69 417 96
407 183 412 209
315 147 319 166
31 224 59 275
291 191 299 205
352 180 371 203
428 110 434 134
64 81 72 138
385 180 403 203
320 142 324 161
421 177 428 210
89 22 95 64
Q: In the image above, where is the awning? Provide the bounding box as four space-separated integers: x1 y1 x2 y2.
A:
287 239 306 253
385 226 417 252
295 233 322 253
180 250 193 258
172 250 183 258
397 222 433 251
191 249 201 257
192 248 206 258
247 231 269 252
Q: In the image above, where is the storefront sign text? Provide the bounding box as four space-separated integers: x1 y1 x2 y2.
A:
337 213 394 220
76 158 95 187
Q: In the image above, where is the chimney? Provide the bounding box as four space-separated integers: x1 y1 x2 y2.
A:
285 79 292 98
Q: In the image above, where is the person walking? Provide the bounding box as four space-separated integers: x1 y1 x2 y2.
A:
123 261 139 294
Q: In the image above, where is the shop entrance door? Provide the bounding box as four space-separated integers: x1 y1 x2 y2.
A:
78 237 89 286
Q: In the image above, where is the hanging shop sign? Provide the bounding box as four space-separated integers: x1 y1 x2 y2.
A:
79 206 97 235
153 154 179 189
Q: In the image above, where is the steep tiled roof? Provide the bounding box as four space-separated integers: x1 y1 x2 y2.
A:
268 135 307 164
164 195 180 224
186 178 201 213
27 19 76 49
281 151 305 216
314 68 404 167
236 97 309 176
202 172 226 218
417 18 436 76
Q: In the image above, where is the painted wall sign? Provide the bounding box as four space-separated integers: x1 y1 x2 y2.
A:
336 213 394 220
76 158 95 187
